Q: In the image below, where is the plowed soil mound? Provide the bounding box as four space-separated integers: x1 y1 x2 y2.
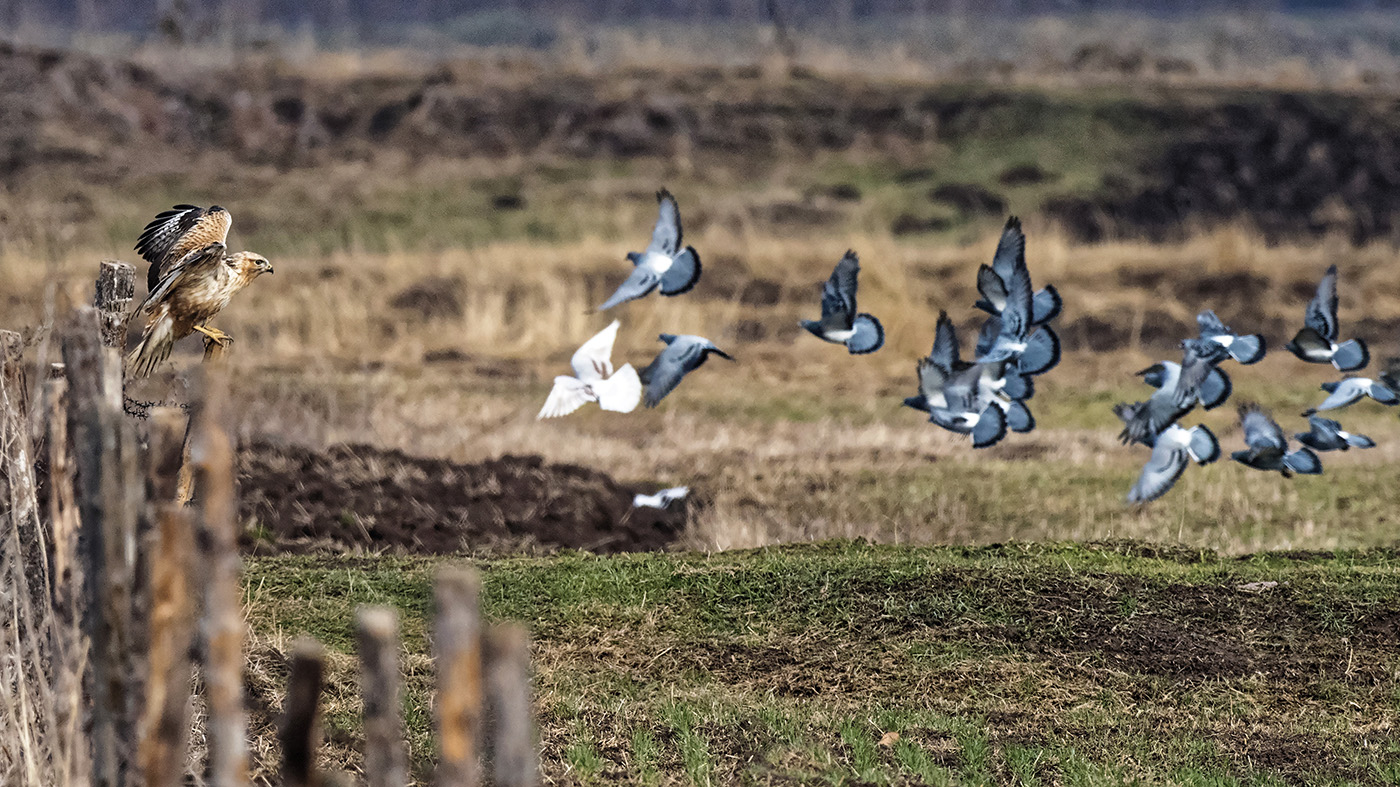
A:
237 441 688 555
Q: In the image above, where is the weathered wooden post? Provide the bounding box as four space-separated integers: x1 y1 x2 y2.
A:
42 364 87 785
63 305 143 787
357 606 408 787
280 640 326 787
435 568 484 787
485 624 538 787
188 367 249 787
95 260 136 350
137 408 197 787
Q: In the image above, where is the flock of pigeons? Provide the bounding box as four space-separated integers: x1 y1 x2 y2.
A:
1117 263 1396 503
540 189 1398 507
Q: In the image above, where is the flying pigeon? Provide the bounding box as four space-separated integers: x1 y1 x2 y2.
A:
1137 360 1232 412
1284 265 1368 371
638 334 733 408
633 486 690 509
973 217 1062 326
597 189 702 311
1196 310 1266 365
1294 415 1375 452
1305 377 1399 414
537 320 642 419
975 246 1060 375
1116 341 1229 446
799 251 884 354
1126 423 1220 504
924 363 1009 448
1231 404 1323 476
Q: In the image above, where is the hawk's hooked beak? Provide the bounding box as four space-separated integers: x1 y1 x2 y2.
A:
265 266 275 275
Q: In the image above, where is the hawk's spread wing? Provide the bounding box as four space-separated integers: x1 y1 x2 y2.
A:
135 205 232 292
139 242 228 315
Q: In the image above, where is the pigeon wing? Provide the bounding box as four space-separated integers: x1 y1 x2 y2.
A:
975 315 1002 359
931 311 961 372
975 264 1008 314
1196 309 1229 338
990 216 1026 280
999 254 1034 342
1240 406 1286 451
1310 378 1364 412
1305 264 1340 342
645 189 683 256
537 376 593 419
818 251 860 331
570 320 620 382
598 265 662 311
1127 440 1191 504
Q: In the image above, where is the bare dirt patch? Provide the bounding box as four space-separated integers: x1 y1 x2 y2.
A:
237 441 688 555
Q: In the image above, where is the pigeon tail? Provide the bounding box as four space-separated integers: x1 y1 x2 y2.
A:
1015 326 1061 376
1283 447 1323 475
1005 400 1035 433
1332 338 1369 372
1230 334 1266 365
971 405 1008 449
1370 381 1399 405
1187 425 1220 464
1031 285 1062 326
659 247 702 296
1002 371 1034 401
1200 367 1233 410
846 314 884 354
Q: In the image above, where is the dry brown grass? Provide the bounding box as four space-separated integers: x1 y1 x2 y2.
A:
8 217 1399 556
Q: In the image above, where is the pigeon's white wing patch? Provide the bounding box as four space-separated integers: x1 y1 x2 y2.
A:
537 376 594 419
571 320 620 382
594 363 642 413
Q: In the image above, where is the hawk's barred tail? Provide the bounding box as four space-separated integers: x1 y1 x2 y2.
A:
125 317 175 379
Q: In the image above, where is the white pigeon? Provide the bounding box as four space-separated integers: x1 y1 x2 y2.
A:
633 486 689 509
537 321 642 419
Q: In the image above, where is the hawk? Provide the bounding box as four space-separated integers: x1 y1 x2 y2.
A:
126 204 273 378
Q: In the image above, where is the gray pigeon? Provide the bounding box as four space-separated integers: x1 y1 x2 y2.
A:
1116 341 1228 446
1284 265 1368 371
800 251 884 354
975 247 1060 375
1295 415 1375 452
973 217 1062 326
1127 423 1220 504
637 334 733 407
1196 310 1266 365
1137 359 1232 412
597 189 702 311
1231 404 1323 476
1305 377 1399 414
925 363 1008 449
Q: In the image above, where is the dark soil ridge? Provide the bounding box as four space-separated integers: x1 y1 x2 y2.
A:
237 440 688 555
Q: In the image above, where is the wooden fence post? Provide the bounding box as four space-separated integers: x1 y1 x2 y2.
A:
63 306 143 787
95 260 136 351
434 568 484 787
188 367 249 787
485 624 538 787
357 606 408 787
137 408 197 787
280 640 325 787
42 367 88 785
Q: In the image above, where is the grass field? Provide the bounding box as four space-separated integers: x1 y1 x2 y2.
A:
243 541 1400 785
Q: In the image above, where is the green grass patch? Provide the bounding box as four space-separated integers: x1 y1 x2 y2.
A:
244 541 1400 784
